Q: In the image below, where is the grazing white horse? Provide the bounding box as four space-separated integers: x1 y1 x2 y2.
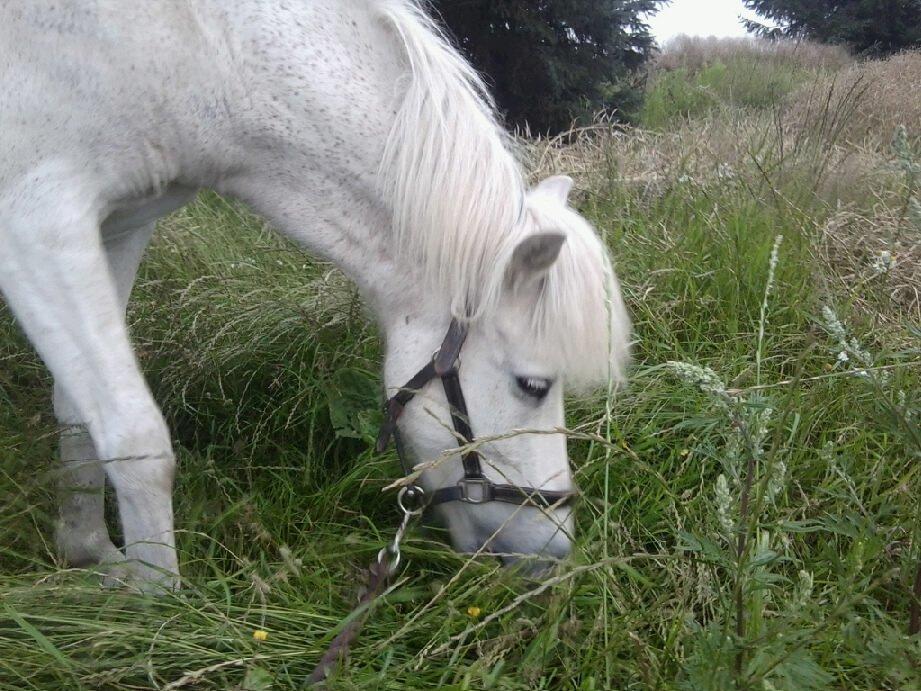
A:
0 0 630 589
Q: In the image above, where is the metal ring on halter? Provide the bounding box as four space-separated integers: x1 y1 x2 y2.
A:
377 545 401 573
397 485 426 515
377 486 426 575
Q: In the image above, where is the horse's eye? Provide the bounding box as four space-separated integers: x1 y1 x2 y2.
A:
515 376 552 399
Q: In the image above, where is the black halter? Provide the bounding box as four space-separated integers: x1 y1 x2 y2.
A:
376 319 577 509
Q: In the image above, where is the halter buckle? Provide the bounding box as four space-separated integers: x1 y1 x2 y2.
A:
457 477 492 504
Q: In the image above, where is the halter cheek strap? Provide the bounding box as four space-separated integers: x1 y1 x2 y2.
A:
376 319 577 509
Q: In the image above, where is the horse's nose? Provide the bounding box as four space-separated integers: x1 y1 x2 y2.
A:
501 551 569 578
496 525 572 576
539 527 573 560
504 557 562 578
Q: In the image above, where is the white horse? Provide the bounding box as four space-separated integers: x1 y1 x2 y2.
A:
0 0 630 589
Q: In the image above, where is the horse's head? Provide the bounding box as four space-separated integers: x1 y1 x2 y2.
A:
382 176 631 569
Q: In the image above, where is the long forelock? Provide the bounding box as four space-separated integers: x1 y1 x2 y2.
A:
375 0 629 389
515 197 632 391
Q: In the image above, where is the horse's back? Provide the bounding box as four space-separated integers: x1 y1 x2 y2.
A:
0 1 210 109
0 0 413 213
0 1 229 196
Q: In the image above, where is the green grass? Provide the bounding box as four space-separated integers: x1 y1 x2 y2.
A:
640 56 828 131
2 67 921 690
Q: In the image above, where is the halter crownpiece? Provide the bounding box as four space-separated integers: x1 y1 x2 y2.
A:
376 319 578 509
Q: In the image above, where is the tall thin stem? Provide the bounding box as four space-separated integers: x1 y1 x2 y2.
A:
756 235 783 386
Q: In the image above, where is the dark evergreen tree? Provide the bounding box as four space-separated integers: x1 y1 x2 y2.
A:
743 0 921 56
430 0 667 134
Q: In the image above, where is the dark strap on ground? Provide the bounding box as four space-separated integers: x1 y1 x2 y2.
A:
306 552 394 685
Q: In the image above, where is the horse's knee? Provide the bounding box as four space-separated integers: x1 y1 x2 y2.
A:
106 452 175 497
98 414 176 495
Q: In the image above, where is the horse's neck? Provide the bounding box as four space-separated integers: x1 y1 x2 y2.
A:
215 1 458 327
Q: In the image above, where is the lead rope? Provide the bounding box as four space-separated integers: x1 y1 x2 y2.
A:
307 485 425 686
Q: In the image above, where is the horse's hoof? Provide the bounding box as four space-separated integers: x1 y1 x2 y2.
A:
100 560 180 594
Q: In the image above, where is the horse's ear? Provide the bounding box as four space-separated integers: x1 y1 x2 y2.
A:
533 175 574 205
506 232 567 288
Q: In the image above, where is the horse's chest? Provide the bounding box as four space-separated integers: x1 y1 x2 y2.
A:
101 185 197 239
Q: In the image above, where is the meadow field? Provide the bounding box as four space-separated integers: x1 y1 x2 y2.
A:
1 39 919 689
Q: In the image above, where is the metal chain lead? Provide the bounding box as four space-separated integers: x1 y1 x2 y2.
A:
377 485 426 575
309 484 426 685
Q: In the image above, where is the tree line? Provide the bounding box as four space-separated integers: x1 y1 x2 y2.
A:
430 0 921 134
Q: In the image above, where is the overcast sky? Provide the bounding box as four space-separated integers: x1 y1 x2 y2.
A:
646 0 774 44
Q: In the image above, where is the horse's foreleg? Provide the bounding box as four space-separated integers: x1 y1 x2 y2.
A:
0 183 177 591
53 223 158 580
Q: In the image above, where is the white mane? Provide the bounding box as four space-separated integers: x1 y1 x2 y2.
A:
375 0 630 388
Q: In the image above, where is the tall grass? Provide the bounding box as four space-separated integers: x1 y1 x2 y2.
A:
653 36 852 74
1 44 920 689
640 37 851 130
786 50 921 149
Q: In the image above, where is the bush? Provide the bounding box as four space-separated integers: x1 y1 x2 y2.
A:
639 67 721 129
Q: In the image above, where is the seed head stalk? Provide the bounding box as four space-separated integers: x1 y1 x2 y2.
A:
756 235 783 387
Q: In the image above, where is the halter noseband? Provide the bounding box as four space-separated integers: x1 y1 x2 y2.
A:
376 319 577 509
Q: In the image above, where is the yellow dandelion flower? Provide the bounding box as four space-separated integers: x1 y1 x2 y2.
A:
467 606 481 618
253 629 269 641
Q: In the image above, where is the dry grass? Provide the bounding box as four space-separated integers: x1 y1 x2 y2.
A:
524 113 783 191
786 51 921 150
534 126 918 322
652 35 852 75
524 111 888 208
651 39 921 153
524 52 921 322
818 205 921 325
